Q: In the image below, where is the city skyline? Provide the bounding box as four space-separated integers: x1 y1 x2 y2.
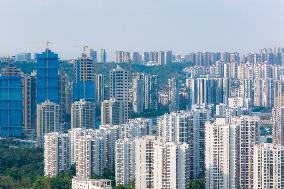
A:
0 0 283 59
1 1 284 188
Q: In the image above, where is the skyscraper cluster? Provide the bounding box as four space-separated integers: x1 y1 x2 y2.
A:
2 46 284 188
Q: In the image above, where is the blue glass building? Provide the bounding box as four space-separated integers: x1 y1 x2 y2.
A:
36 49 59 103
0 65 23 137
73 53 96 102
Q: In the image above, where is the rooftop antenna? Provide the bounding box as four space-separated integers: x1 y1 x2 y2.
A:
82 45 89 57
46 41 51 50
83 45 88 53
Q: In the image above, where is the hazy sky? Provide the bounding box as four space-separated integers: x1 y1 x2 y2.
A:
0 0 283 59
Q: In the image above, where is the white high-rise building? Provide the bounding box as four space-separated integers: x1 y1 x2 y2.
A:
76 135 105 178
230 116 260 189
71 99 96 129
272 106 284 145
205 116 260 189
134 136 189 189
69 128 89 164
157 111 191 143
153 141 189 189
205 118 231 189
76 135 93 179
238 79 253 105
68 127 118 176
253 143 284 189
44 132 70 177
135 136 156 189
110 66 130 123
115 138 135 186
157 106 211 179
37 100 60 147
187 78 230 106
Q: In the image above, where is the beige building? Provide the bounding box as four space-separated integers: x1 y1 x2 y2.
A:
101 98 123 125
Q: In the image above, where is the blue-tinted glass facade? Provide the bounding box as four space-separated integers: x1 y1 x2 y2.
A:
73 56 96 102
0 75 23 137
36 49 59 103
73 81 95 102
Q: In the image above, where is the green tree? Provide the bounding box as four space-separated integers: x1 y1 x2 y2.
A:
70 164 76 176
189 179 205 189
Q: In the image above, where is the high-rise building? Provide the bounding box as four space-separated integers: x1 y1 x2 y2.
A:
100 49 107 63
73 53 96 102
238 79 254 105
115 51 124 63
187 77 230 106
115 51 131 63
132 52 141 64
132 74 144 114
0 63 23 137
134 136 189 189
76 135 105 178
253 79 274 107
230 116 260 189
149 51 158 64
144 74 159 111
157 107 211 179
71 99 96 129
142 52 150 64
95 74 104 106
135 136 156 189
205 116 260 189
37 100 60 147
158 51 165 65
168 78 179 112
69 128 86 165
101 98 123 125
253 143 284 189
115 138 135 186
158 111 191 143
44 132 70 177
123 52 131 63
35 49 59 103
165 50 173 65
205 117 231 189
23 72 37 136
15 53 32 62
110 66 130 123
153 141 189 189
272 106 284 145
274 80 284 107
59 73 72 124
90 49 97 63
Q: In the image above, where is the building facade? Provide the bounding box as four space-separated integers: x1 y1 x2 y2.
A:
0 64 23 137
37 100 60 147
